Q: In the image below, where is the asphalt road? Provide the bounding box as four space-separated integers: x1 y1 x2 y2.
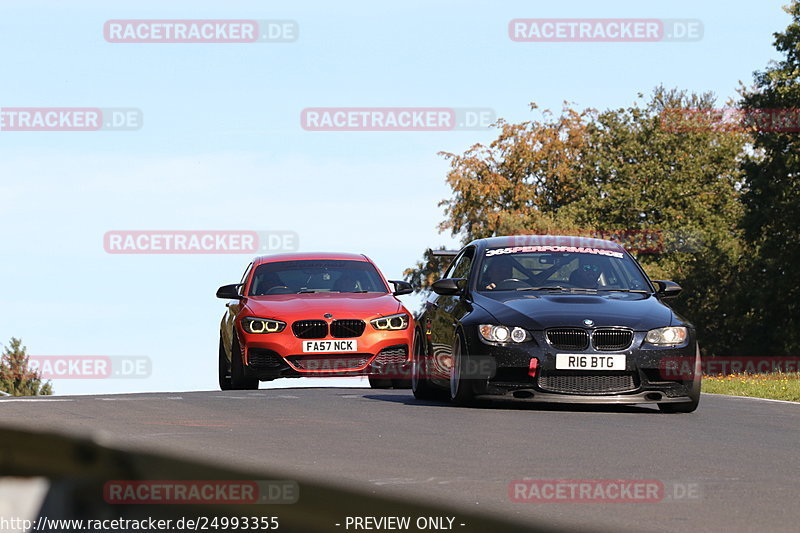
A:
1 389 798 533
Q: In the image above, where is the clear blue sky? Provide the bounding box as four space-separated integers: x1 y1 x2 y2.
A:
0 0 790 394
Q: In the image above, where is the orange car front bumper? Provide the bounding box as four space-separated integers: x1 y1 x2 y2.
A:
239 325 414 378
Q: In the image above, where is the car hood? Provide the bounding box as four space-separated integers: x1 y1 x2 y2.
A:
243 293 405 321
472 291 674 331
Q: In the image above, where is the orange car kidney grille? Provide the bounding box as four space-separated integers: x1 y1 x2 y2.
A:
292 320 328 339
330 319 366 338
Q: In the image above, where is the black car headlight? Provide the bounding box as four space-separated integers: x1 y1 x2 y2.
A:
370 313 409 331
645 326 687 346
241 317 286 334
479 325 530 343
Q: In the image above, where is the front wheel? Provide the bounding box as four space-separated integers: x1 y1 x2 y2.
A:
659 345 701 413
218 337 233 391
412 332 445 401
230 336 259 390
449 333 476 406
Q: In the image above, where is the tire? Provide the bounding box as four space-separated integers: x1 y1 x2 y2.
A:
218 337 233 391
368 376 393 389
392 378 412 389
659 345 701 413
230 336 258 390
411 331 445 401
449 332 476 406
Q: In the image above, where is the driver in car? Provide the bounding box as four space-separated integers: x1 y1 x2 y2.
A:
569 257 605 289
482 256 515 290
254 271 286 295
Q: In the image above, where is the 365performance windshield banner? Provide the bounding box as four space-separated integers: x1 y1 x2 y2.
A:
485 246 625 259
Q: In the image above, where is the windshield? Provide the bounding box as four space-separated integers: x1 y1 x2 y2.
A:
249 260 388 295
477 249 651 292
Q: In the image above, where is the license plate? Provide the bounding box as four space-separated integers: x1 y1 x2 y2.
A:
556 353 626 370
302 340 357 353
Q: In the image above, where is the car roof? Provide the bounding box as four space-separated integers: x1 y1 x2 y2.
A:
253 252 369 265
471 235 625 251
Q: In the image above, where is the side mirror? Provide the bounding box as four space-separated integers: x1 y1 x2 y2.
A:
216 284 243 300
653 280 682 298
431 278 465 296
388 280 414 296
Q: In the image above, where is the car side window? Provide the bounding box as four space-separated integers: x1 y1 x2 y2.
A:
239 262 253 296
442 256 458 279
449 247 475 280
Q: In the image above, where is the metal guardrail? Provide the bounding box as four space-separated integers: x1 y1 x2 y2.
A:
0 424 571 533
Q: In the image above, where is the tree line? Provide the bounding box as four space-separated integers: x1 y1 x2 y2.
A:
406 2 800 359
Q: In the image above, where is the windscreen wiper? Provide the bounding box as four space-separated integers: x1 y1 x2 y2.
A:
516 286 598 292
517 286 569 291
598 288 651 294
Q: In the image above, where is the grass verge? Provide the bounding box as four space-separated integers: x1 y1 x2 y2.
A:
702 372 800 402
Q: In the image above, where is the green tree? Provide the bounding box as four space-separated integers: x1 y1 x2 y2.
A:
403 247 455 289
577 88 748 356
0 338 53 396
437 104 595 239
738 0 800 356
407 88 748 355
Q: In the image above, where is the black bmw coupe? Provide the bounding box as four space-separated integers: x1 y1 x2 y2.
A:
412 235 701 413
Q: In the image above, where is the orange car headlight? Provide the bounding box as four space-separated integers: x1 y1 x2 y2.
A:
370 313 409 331
242 317 286 334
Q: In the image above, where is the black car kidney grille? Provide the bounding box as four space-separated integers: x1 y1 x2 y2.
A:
292 320 328 339
546 328 590 350
330 319 366 338
538 371 637 394
592 328 633 351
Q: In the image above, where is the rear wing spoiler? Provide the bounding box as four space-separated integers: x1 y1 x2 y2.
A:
429 249 459 258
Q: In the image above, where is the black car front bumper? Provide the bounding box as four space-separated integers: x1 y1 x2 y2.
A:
463 329 698 404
